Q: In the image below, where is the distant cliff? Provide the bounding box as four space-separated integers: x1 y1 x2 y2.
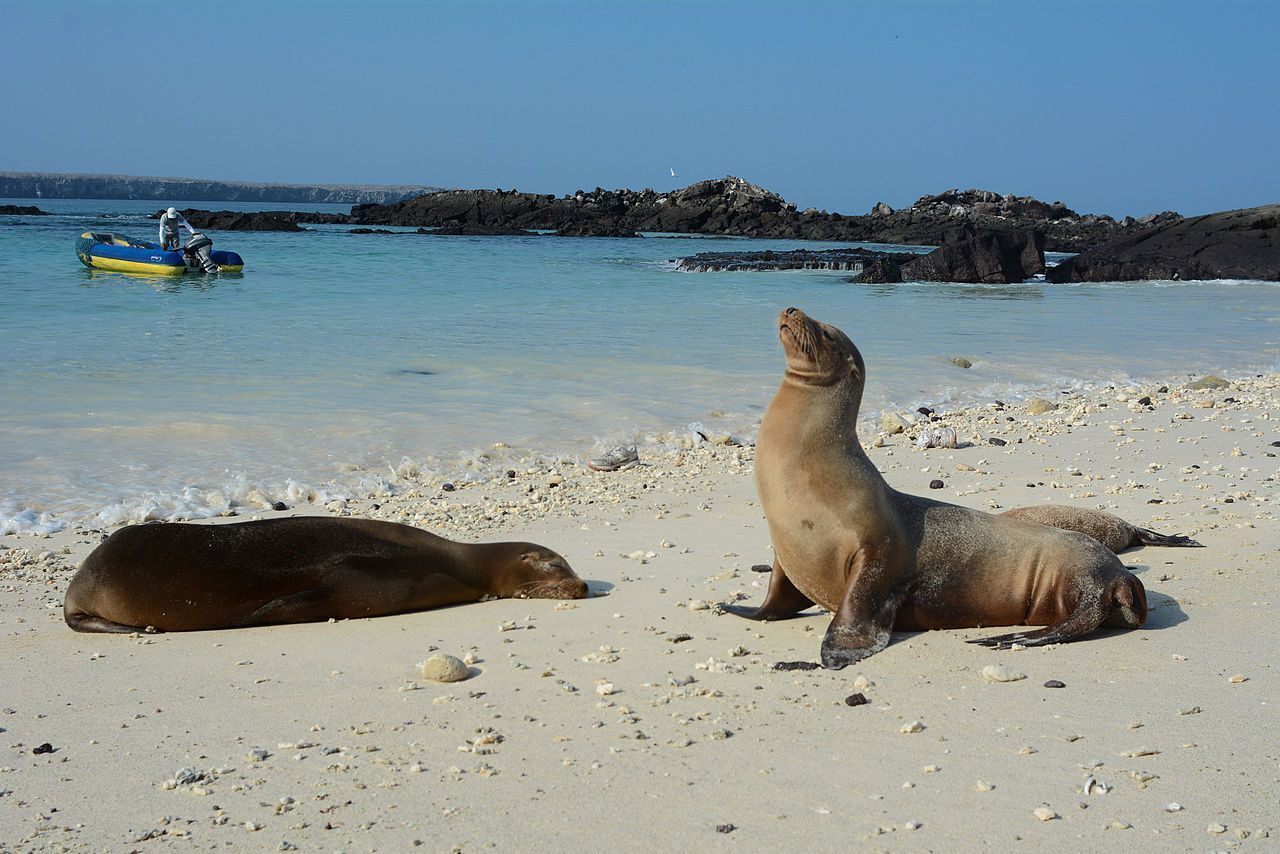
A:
0 172 437 205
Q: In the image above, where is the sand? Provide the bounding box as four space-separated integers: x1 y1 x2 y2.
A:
2 372 1276 851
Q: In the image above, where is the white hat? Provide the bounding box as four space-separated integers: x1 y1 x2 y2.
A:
166 207 178 218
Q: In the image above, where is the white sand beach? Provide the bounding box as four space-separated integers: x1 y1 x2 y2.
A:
2 373 1276 851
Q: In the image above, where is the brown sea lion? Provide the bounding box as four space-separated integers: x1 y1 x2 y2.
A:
64 517 587 633
726 308 1147 666
1000 505 1201 553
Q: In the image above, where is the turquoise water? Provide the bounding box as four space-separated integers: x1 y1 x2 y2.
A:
2 198 1278 531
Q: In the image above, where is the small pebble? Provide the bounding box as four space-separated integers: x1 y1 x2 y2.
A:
1033 807 1059 821
929 479 944 490
901 721 925 734
1044 679 1066 689
844 693 867 707
1164 802 1183 812
1208 823 1227 835
974 780 994 792
1228 673 1248 683
715 824 736 834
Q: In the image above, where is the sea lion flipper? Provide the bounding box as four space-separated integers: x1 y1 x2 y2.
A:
1132 526 1203 549
722 560 814 621
819 571 900 670
969 574 1147 649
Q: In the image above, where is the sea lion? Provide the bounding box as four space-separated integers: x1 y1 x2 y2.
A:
727 308 1147 666
1001 505 1202 553
64 517 587 633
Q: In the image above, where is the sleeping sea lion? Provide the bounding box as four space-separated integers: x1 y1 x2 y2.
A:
64 517 587 633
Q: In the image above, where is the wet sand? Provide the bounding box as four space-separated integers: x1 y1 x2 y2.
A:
2 372 1276 850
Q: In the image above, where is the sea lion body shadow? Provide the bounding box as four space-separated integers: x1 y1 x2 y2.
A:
64 517 587 633
732 308 1147 668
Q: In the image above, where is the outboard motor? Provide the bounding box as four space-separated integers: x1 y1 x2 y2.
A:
184 232 219 274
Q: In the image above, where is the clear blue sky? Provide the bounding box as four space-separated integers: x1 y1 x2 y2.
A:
2 0 1275 216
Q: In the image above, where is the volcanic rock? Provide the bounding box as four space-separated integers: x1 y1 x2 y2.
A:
1046 205 1280 282
0 204 49 215
901 229 1045 284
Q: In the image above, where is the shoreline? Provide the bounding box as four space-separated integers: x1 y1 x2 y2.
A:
3 366 1277 537
1 357 1275 849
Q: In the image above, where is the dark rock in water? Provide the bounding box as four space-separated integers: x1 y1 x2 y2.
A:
349 227 397 234
0 204 49 215
852 257 905 283
901 229 1045 284
153 208 351 229
555 222 640 237
348 176 1182 252
425 223 535 236
1046 205 1280 282
675 247 921 273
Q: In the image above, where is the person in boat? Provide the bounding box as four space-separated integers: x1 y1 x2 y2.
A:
158 207 195 250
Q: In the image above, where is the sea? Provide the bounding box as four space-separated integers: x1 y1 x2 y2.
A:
2 198 1277 534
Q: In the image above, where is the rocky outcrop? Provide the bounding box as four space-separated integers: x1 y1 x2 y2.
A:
1046 205 1280 282
675 232 1043 284
854 257 904 283
351 177 1178 252
673 247 922 273
899 229 1045 284
0 204 48 215
855 189 1180 252
152 209 352 231
2 172 435 205
554 223 640 237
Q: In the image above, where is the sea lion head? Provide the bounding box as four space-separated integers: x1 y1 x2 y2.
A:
496 544 589 600
777 307 865 391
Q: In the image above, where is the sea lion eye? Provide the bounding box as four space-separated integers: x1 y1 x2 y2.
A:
822 330 833 341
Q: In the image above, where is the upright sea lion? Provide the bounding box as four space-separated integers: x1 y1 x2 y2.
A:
1001 505 1202 553
728 308 1147 667
64 517 587 633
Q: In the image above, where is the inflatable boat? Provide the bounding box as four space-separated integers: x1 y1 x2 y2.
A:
75 231 244 274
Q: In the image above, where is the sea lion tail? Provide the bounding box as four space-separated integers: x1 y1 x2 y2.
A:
1132 526 1203 548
